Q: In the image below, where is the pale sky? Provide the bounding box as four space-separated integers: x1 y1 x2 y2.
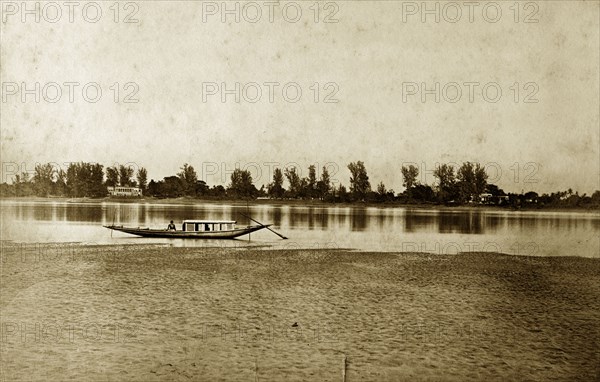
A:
1 1 599 194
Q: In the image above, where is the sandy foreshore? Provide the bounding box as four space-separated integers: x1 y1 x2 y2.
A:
1 244 599 381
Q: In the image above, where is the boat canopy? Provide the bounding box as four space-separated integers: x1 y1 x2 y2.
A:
182 220 236 224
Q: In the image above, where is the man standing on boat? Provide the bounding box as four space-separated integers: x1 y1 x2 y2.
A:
167 221 176 231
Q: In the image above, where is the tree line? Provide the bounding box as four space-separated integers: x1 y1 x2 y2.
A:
1 161 599 209
0 163 148 198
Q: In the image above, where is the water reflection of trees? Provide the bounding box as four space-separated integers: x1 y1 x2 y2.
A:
483 215 504 234
263 206 375 231
503 214 592 232
336 209 347 226
6 202 598 239
144 206 209 227
284 207 331 230
437 211 484 234
318 209 329 229
138 204 148 225
271 206 283 227
376 211 387 230
404 211 436 233
67 205 104 222
304 208 330 230
405 210 507 234
31 205 54 221
350 208 367 231
309 208 317 230
288 207 307 228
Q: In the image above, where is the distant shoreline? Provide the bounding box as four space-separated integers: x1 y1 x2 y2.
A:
1 196 598 214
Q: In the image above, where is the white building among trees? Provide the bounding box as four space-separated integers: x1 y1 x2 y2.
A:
107 186 142 197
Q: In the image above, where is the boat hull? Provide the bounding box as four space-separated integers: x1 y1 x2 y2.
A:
103 224 270 239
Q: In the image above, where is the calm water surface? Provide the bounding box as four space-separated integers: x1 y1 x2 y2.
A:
1 200 598 257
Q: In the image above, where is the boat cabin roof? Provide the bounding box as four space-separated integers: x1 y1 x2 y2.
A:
182 220 236 224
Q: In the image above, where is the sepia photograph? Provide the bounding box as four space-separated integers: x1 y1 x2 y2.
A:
1 1 599 381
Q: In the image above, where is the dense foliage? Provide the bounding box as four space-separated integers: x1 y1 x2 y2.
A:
1 161 599 209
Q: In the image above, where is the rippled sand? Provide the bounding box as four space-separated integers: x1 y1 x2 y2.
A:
1 244 599 381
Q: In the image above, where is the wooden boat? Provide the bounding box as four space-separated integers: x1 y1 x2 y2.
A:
103 219 271 239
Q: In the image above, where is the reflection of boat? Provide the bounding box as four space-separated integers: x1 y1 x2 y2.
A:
103 220 271 239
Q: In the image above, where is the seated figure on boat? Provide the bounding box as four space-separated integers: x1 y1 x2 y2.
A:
104 218 274 239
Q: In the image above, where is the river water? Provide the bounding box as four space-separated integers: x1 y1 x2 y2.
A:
1 199 598 257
